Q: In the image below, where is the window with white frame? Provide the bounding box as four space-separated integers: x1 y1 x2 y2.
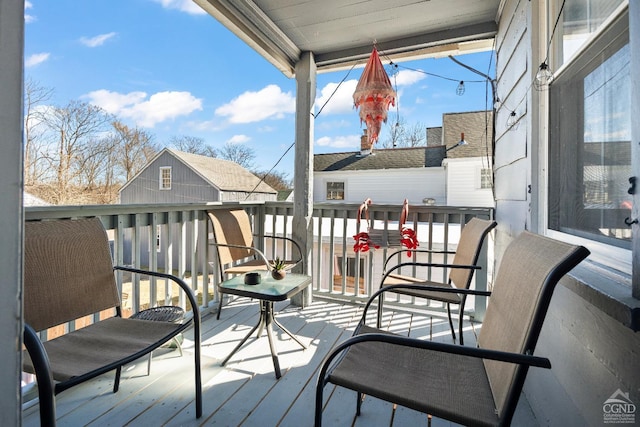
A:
557 0 625 67
548 7 631 259
159 167 172 190
479 168 492 189
326 181 344 200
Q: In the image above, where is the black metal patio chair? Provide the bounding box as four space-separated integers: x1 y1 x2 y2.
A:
378 217 496 344
316 231 589 427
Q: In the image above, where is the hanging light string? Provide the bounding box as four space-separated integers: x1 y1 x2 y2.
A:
544 0 567 65
535 0 567 90
247 58 362 199
313 60 359 118
391 62 485 84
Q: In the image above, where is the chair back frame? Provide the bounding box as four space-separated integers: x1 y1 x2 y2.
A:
478 231 590 421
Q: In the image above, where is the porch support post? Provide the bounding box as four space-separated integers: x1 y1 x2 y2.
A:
631 0 640 298
0 0 25 424
291 51 316 308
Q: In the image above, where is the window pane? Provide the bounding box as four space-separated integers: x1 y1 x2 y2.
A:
549 34 630 249
560 0 624 66
326 182 344 200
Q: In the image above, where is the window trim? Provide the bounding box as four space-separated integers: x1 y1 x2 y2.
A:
326 181 345 201
159 166 172 190
544 4 632 275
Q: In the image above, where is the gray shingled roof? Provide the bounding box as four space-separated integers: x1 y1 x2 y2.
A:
314 146 446 172
442 110 494 159
169 149 277 194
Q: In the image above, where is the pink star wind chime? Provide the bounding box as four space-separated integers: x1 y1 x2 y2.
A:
353 47 396 149
351 49 418 255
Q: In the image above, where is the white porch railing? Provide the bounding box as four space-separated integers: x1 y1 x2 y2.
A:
25 202 493 324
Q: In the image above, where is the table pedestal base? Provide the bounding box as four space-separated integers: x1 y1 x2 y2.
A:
221 300 306 379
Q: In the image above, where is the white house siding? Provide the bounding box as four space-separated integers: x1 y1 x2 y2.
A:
443 158 495 207
494 0 531 248
495 1 640 425
314 168 446 206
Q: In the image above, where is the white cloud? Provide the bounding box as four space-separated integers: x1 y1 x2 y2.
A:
227 134 251 144
152 0 206 15
83 89 203 128
215 84 295 124
315 79 358 116
25 1 35 23
316 134 360 148
394 69 426 86
25 53 50 67
80 32 117 47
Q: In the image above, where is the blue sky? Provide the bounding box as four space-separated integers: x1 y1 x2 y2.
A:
24 0 495 178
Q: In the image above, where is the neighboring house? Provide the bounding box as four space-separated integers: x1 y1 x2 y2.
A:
119 148 277 270
313 110 494 208
441 111 494 207
313 110 493 293
119 148 278 204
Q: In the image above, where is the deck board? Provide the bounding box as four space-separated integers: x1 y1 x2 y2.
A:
22 298 538 427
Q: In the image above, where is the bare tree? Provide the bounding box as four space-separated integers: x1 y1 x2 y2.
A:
169 135 216 157
24 78 54 185
111 121 158 182
217 142 255 169
251 169 291 191
378 117 426 148
404 121 427 147
40 100 113 203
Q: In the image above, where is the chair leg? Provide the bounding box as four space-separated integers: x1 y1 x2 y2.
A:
446 303 456 342
216 294 224 320
376 293 384 328
356 392 363 416
113 367 121 393
458 303 465 346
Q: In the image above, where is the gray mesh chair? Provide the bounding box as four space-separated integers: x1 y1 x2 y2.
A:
208 209 302 319
378 218 496 344
316 231 589 427
22 217 202 426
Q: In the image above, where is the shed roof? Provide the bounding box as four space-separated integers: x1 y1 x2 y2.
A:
169 149 277 194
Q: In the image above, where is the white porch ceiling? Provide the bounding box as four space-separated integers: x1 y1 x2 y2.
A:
193 0 502 77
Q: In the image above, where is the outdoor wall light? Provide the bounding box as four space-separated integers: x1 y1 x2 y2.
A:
447 133 468 151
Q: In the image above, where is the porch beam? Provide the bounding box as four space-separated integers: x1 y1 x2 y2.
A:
291 51 316 307
631 0 639 298
0 0 24 424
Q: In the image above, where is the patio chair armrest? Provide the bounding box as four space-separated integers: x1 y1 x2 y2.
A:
208 241 273 270
319 332 551 383
113 266 201 324
383 249 456 270
362 283 492 322
23 323 56 427
382 261 481 280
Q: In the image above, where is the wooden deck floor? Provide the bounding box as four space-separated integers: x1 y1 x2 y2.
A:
22 297 540 427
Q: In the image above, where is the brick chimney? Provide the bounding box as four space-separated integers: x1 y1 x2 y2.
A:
360 129 372 155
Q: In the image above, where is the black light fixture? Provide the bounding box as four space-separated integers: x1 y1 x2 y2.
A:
447 133 468 151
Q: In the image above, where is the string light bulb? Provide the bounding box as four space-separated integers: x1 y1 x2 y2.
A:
456 81 465 95
493 96 502 110
507 111 518 129
534 62 554 90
